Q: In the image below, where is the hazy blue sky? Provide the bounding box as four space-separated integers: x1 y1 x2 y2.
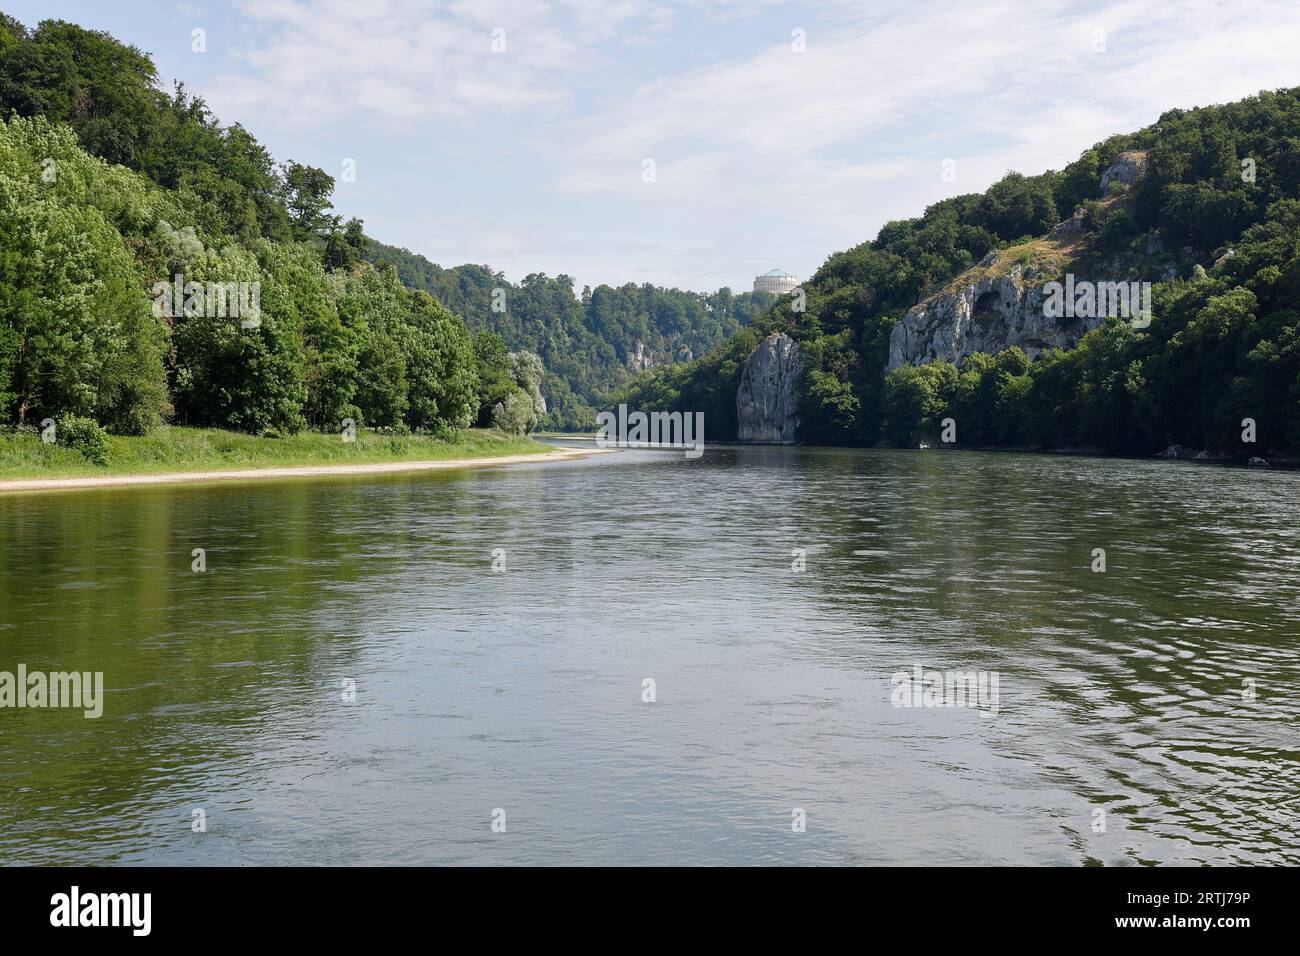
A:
10 1 1300 291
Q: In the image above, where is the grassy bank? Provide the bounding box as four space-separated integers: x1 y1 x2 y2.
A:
0 426 550 481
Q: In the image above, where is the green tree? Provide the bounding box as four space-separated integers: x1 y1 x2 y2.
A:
282 162 338 242
472 331 516 426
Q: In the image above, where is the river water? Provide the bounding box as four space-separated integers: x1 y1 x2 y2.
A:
1 445 1297 865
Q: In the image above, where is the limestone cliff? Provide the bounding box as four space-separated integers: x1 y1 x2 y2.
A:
887 151 1159 371
886 260 1102 370
736 332 803 443
1100 150 1148 193
625 340 656 372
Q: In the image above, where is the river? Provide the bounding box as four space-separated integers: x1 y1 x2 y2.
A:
1 445 1297 864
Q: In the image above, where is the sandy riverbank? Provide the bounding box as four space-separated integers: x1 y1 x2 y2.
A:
0 445 619 494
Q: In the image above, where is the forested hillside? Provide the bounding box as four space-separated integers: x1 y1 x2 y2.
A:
368 240 771 430
0 14 544 443
11 11 1298 455
621 88 1300 456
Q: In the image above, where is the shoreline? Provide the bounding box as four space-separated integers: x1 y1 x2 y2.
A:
0 445 619 495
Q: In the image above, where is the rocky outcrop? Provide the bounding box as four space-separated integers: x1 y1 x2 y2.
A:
886 150 1160 372
1100 151 1148 194
736 332 803 443
1048 209 1087 241
625 340 657 372
886 263 1104 370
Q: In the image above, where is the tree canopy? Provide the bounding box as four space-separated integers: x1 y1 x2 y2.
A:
0 16 540 440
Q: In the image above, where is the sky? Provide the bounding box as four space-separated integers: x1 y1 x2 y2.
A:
10 0 1300 293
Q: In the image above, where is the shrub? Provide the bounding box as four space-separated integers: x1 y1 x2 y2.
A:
1099 209 1139 248
491 388 537 435
56 416 112 465
336 403 363 434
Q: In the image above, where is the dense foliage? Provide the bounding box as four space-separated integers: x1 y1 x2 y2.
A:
369 240 772 430
0 16 541 445
0 12 373 259
621 88 1300 456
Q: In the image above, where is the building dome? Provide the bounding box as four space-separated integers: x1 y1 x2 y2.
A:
753 268 800 295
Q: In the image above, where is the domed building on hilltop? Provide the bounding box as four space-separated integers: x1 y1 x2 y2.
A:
753 268 799 295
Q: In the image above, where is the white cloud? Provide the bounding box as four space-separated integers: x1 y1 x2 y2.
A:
207 0 677 123
543 0 1300 283
198 0 1300 288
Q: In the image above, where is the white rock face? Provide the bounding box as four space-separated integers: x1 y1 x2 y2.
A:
736 332 804 443
625 340 656 372
886 264 1104 370
886 151 1153 373
1048 209 1087 241
1099 151 1148 194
